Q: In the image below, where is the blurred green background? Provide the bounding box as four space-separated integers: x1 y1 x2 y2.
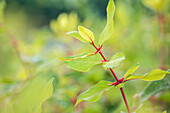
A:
0 0 169 113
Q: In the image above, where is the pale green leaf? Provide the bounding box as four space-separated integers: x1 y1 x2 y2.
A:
63 53 102 72
124 69 170 81
141 79 170 102
66 31 87 43
75 80 114 106
78 26 95 43
123 63 140 78
99 0 115 45
116 83 124 88
4 76 54 113
103 52 125 70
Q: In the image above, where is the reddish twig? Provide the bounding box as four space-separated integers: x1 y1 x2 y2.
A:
91 41 131 113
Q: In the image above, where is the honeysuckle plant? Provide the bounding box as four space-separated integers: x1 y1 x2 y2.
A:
58 0 170 112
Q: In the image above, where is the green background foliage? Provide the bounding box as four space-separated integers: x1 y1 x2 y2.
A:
0 0 170 112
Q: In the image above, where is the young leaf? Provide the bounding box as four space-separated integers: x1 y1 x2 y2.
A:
103 52 125 70
61 53 102 72
75 80 114 106
141 79 170 102
99 0 115 45
116 83 124 88
142 69 169 81
123 63 140 78
66 31 87 43
78 26 95 43
124 69 170 81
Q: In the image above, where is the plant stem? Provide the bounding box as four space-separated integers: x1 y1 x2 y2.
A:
91 42 131 113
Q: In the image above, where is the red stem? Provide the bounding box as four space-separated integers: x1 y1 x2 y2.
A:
91 42 131 113
120 88 131 113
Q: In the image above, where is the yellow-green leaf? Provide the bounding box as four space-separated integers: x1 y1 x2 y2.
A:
78 26 95 43
99 0 115 45
75 80 113 106
123 63 140 78
142 0 168 12
124 69 170 81
66 31 87 43
142 69 169 81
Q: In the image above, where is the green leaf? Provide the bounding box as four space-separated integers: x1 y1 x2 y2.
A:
62 53 102 72
103 52 125 70
66 31 87 43
116 83 124 88
141 79 170 102
4 76 54 113
123 63 140 78
99 0 115 45
75 80 114 106
124 69 170 81
162 111 167 113
78 26 95 43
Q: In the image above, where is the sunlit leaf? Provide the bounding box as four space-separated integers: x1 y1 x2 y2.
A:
99 0 115 45
103 52 125 70
78 26 95 43
141 79 170 102
66 31 87 43
75 80 113 106
162 111 167 113
142 0 168 12
62 53 102 72
123 63 140 78
124 69 170 81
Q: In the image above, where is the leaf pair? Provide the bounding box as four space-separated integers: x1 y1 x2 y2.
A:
67 0 115 45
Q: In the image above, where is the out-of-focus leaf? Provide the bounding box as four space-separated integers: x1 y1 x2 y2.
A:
78 26 95 43
4 76 54 113
66 31 87 42
62 53 102 72
124 69 169 81
75 80 113 106
162 111 167 113
103 52 125 70
99 0 115 45
142 0 168 12
123 63 140 78
0 0 5 22
116 83 124 88
58 52 95 61
141 79 170 102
